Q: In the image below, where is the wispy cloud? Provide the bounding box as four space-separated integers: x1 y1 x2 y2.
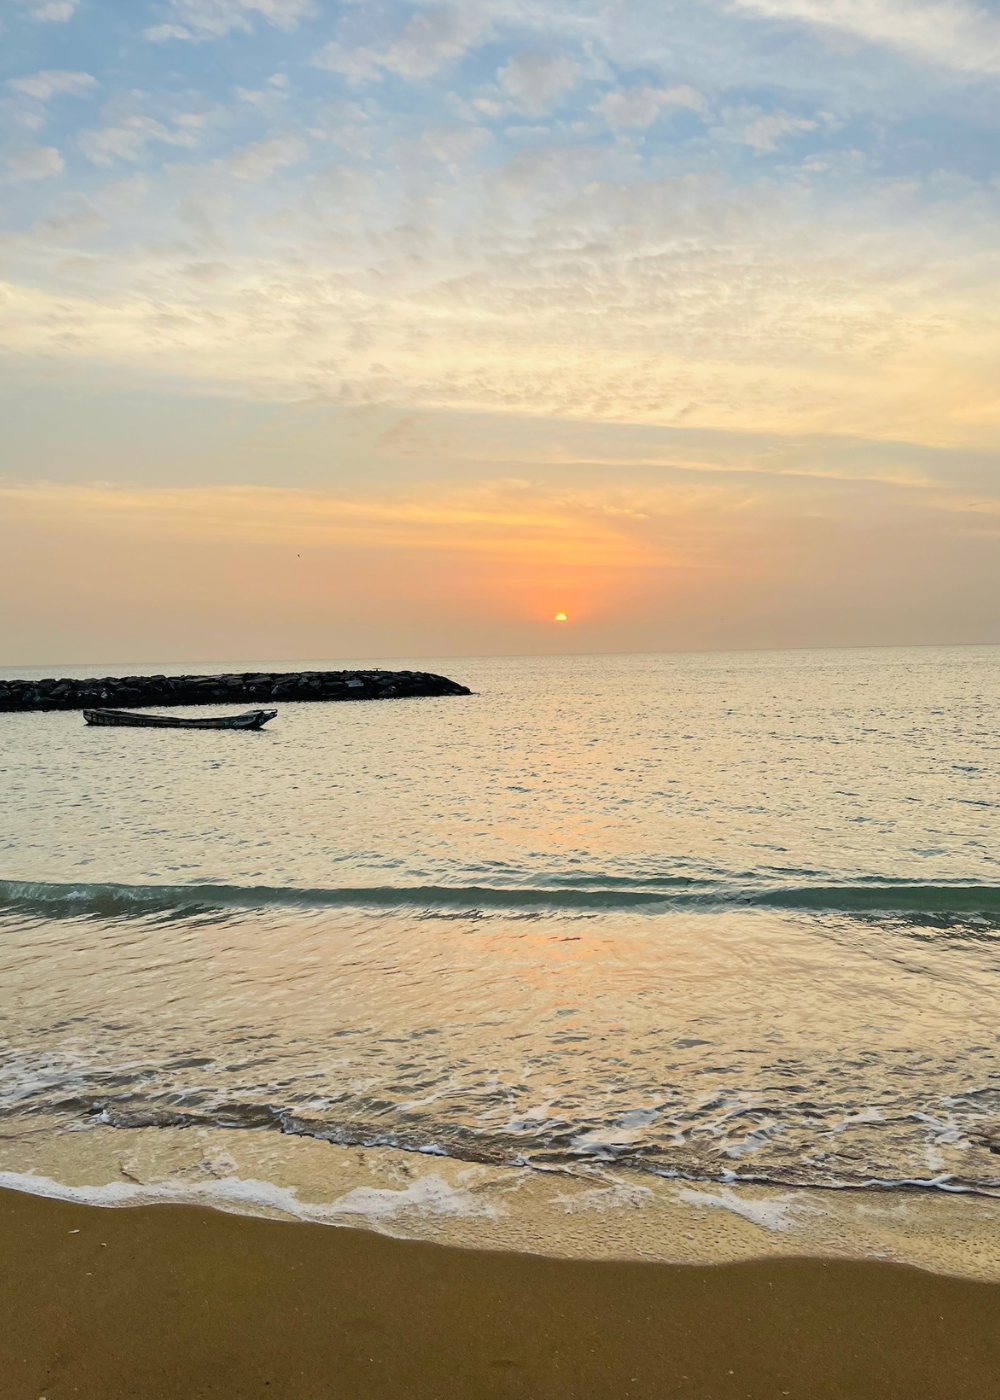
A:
0 480 666 572
498 52 581 115
15 0 80 21
3 143 64 180
714 106 819 151
7 70 97 101
145 0 317 41
78 113 205 164
313 4 493 83
4 159 1000 452
723 0 1000 76
226 133 308 179
594 84 706 130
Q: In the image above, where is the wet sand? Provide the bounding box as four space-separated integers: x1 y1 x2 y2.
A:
4 1186 1000 1399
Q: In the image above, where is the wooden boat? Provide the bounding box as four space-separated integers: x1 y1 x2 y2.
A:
83 708 278 730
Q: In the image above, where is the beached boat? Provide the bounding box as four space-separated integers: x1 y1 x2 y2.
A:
83 708 278 730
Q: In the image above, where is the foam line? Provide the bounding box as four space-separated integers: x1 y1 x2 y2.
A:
0 1169 499 1224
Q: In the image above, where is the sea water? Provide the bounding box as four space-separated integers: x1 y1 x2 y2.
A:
1 647 999 1218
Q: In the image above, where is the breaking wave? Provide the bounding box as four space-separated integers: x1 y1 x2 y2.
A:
2 877 999 921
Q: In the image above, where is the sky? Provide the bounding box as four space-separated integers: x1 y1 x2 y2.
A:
1 0 999 663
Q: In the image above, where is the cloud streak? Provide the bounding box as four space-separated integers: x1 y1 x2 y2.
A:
145 0 317 40
15 0 80 21
226 133 308 179
313 4 495 83
78 114 204 164
724 0 1000 76
7 70 97 101
0 480 667 575
3 144 64 180
594 85 706 129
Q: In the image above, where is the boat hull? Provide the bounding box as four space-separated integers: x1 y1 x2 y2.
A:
83 708 277 730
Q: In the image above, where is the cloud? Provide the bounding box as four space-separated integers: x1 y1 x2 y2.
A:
594 84 706 130
234 73 292 112
498 52 581 114
7 70 97 101
5 0 1000 467
311 42 383 86
4 165 1000 453
384 4 492 77
145 24 194 40
22 206 110 241
78 115 202 164
405 124 491 169
226 133 308 179
16 0 79 19
3 143 64 180
724 0 1000 77
3 70 97 135
313 4 492 83
716 106 819 151
144 0 317 41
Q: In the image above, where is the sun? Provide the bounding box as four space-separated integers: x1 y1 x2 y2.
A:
554 612 568 622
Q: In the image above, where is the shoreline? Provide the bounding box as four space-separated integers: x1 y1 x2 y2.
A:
4 1122 1000 1283
4 1184 1000 1400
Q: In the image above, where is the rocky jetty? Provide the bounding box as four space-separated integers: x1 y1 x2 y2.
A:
0 670 471 713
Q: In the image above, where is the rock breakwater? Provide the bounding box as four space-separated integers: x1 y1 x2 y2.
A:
0 670 471 712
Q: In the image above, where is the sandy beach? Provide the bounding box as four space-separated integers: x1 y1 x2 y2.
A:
3 1184 1000 1400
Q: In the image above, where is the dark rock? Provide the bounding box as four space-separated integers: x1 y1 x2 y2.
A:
0 669 471 712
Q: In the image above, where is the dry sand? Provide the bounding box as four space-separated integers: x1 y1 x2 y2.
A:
5 1124 1000 1398
5 1184 1000 1400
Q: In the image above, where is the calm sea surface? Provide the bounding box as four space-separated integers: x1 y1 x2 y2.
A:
2 647 999 1192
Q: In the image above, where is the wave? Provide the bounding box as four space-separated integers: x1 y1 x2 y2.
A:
756 885 1000 915
8 1099 1000 1197
1 877 999 920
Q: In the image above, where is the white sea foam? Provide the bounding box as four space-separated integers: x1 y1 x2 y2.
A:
0 1168 500 1225
554 1182 654 1214
677 1186 822 1233
326 1175 500 1218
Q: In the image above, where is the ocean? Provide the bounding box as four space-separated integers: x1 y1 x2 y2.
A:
2 646 1000 1248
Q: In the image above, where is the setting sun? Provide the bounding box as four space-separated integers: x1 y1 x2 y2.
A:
554 613 568 622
